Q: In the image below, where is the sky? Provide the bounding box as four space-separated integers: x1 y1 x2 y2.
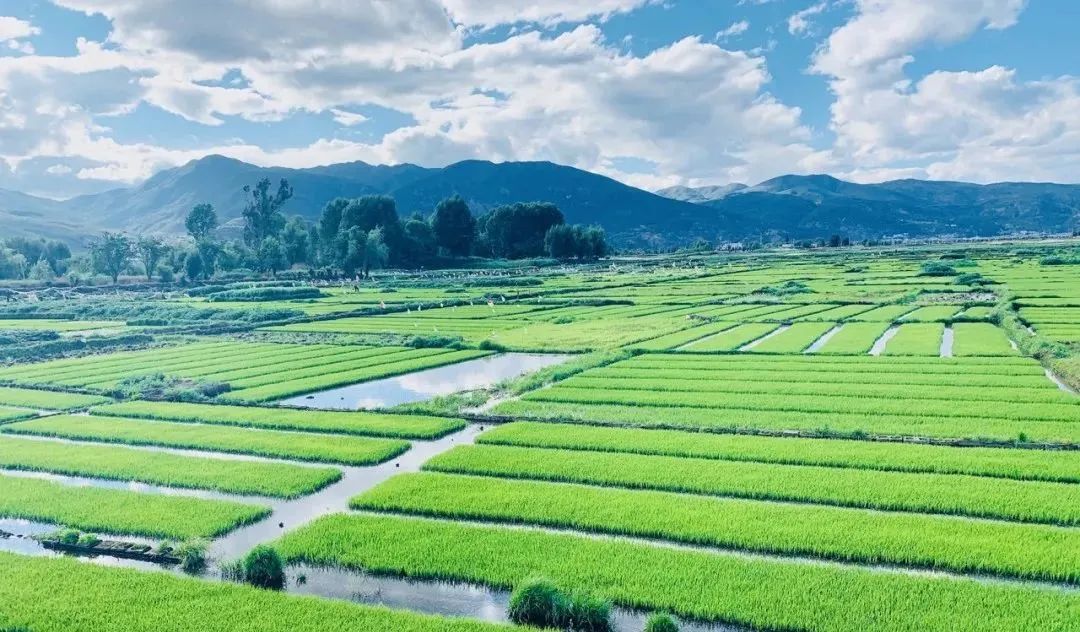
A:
0 0 1077 199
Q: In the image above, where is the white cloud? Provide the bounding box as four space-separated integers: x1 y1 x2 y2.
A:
716 20 750 41
0 16 40 54
788 2 827 36
330 108 370 126
45 164 73 175
1 1 815 194
441 0 654 29
804 0 1080 183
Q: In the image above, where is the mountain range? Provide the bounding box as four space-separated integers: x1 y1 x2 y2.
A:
2 156 1078 248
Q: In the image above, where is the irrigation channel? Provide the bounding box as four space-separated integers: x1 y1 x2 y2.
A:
868 326 899 355
277 352 570 410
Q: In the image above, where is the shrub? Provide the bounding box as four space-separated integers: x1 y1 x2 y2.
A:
207 286 322 302
507 578 611 631
55 529 80 545
176 539 209 574
507 578 569 628
566 592 612 632
645 613 680 632
241 545 285 590
918 261 956 276
76 533 101 548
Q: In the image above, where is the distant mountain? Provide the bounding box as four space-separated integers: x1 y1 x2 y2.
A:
2 161 1078 248
655 183 747 203
0 156 718 248
702 175 1080 240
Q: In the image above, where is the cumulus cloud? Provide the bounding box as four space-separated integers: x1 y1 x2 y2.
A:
1 2 814 194
441 0 655 29
806 0 1080 183
0 15 40 54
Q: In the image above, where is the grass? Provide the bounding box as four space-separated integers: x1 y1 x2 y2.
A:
1 415 409 466
354 472 1080 582
746 322 836 353
0 435 341 498
812 322 892 354
478 422 1080 483
91 401 465 439
225 349 491 402
424 444 1080 525
0 407 35 423
560 375 1071 404
521 386 1078 422
0 473 269 539
951 323 1019 356
882 323 944 356
681 323 779 351
275 513 1080 632
0 387 109 411
0 552 506 632
492 399 1080 445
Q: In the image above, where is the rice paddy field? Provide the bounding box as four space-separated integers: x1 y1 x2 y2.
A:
0 241 1078 632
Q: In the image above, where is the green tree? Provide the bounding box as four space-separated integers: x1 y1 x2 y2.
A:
280 216 311 266
432 195 475 256
90 232 132 284
27 258 54 281
257 236 287 275
184 251 204 281
135 236 170 281
480 202 564 259
185 203 218 241
362 227 389 278
402 215 437 265
242 178 293 246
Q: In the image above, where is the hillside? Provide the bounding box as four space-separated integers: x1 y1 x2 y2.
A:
2 160 1078 248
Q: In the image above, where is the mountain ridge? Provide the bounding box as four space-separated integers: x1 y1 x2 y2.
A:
1 158 1077 248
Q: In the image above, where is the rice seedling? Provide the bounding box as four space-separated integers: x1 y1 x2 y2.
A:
0 552 505 632
478 422 1080 483
353 472 1080 582
274 513 1080 632
91 401 465 439
0 473 269 539
0 434 340 497
424 444 1080 525
1 415 409 465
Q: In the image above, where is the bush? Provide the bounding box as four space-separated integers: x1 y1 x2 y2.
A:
645 613 680 632
76 533 101 548
55 529 81 545
507 578 611 632
207 286 323 302
507 578 569 628
241 545 285 590
176 539 208 574
112 373 230 402
566 592 612 632
918 261 956 276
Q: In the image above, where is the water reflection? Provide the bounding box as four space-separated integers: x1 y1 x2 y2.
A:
287 564 739 632
278 353 569 410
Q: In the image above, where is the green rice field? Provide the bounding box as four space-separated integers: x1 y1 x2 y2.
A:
0 242 1077 632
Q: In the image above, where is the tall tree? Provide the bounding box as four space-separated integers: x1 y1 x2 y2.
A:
431 195 475 257
280 216 311 266
481 202 564 259
90 232 132 284
135 236 169 281
362 228 389 278
242 178 293 246
257 237 287 276
185 203 218 241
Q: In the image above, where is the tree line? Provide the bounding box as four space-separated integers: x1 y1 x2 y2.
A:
73 178 607 283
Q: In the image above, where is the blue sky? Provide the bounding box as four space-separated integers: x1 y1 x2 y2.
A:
0 0 1077 199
